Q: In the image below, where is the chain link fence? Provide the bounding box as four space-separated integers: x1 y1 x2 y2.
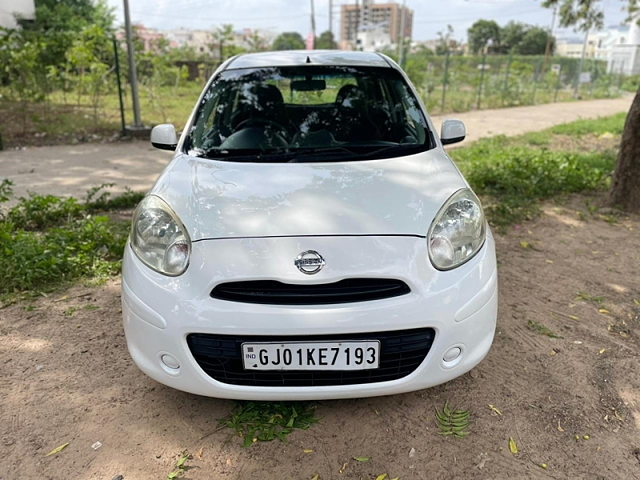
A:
411 54 622 115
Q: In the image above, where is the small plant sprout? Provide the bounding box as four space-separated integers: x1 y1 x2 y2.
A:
435 401 471 438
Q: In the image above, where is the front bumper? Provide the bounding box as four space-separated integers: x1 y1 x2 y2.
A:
121 234 497 400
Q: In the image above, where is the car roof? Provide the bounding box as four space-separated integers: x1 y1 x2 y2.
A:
226 50 393 70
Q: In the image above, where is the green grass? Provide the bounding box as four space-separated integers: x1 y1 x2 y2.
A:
0 113 625 300
0 182 143 299
0 71 624 148
450 114 622 228
549 112 627 136
0 83 203 148
527 320 563 339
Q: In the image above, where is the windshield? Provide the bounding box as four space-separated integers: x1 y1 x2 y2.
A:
187 65 432 162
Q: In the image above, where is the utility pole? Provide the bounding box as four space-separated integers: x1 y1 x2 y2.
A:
398 0 407 67
540 6 557 78
329 0 333 35
122 0 142 128
354 0 360 50
310 0 316 40
574 27 589 97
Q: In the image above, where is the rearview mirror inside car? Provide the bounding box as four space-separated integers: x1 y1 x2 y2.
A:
291 79 326 92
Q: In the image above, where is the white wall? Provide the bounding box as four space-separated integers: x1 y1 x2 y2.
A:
629 16 640 45
0 0 35 29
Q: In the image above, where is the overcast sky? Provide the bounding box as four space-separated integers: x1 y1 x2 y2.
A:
106 0 629 42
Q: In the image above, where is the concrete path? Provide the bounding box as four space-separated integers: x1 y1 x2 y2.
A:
0 96 632 200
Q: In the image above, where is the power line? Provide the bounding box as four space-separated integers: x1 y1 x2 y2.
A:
128 11 308 23
413 7 542 24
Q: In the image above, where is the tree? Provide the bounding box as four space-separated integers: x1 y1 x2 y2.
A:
65 24 112 128
315 30 337 50
211 24 235 62
246 30 268 52
513 26 554 55
543 0 639 211
0 30 47 133
435 24 459 55
272 32 305 51
17 0 114 68
500 21 528 53
403 44 434 87
467 20 501 54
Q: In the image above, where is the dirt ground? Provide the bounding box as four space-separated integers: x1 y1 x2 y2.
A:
1 192 639 480
0 96 632 200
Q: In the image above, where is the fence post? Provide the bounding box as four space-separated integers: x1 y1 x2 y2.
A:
588 58 595 97
618 62 624 94
554 64 562 102
532 58 542 104
113 38 126 137
441 51 450 113
477 52 487 109
502 55 512 106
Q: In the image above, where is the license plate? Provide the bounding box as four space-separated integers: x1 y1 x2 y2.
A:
242 341 380 371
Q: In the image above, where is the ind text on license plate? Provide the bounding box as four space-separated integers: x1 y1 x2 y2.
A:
242 341 380 371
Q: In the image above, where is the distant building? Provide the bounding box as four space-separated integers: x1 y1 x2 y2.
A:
593 25 629 61
0 0 35 29
165 28 213 55
356 23 392 52
555 33 600 59
125 24 166 52
340 0 413 50
556 22 640 75
607 17 640 75
162 27 275 59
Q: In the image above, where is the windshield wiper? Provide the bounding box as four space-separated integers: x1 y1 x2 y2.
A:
189 143 426 163
191 147 295 162
288 144 425 163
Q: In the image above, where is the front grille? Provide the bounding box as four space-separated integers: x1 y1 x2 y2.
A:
210 278 411 305
186 328 435 387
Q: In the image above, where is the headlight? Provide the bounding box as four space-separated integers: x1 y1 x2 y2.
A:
130 195 191 276
428 189 486 270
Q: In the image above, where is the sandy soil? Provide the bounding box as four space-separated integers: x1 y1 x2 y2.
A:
1 193 639 480
0 96 632 200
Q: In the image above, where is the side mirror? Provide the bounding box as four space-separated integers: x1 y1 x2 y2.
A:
151 124 178 151
441 119 466 146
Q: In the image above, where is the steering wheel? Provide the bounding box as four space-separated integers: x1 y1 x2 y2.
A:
233 117 290 139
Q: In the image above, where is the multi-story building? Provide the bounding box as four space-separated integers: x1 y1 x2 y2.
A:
340 0 413 50
555 33 600 59
0 0 35 29
556 21 640 75
165 28 214 55
607 17 640 75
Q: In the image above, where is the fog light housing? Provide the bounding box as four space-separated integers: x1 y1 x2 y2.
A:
160 354 180 370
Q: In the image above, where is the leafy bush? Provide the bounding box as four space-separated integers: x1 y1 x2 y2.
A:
5 193 84 230
620 75 640 93
458 146 613 197
85 183 144 212
0 182 139 295
451 139 616 226
0 216 128 293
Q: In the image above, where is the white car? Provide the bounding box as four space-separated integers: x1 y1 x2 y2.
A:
122 50 497 400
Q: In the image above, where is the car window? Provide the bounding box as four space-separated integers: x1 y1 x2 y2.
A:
187 65 432 162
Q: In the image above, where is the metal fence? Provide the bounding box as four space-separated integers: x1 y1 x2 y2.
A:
410 54 622 115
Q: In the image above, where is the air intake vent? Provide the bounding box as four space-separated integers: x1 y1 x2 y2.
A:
210 278 410 305
187 328 435 387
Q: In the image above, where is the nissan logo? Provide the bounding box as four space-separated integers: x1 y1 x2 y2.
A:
294 250 325 275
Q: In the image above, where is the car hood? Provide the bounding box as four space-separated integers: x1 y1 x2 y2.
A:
150 150 468 241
